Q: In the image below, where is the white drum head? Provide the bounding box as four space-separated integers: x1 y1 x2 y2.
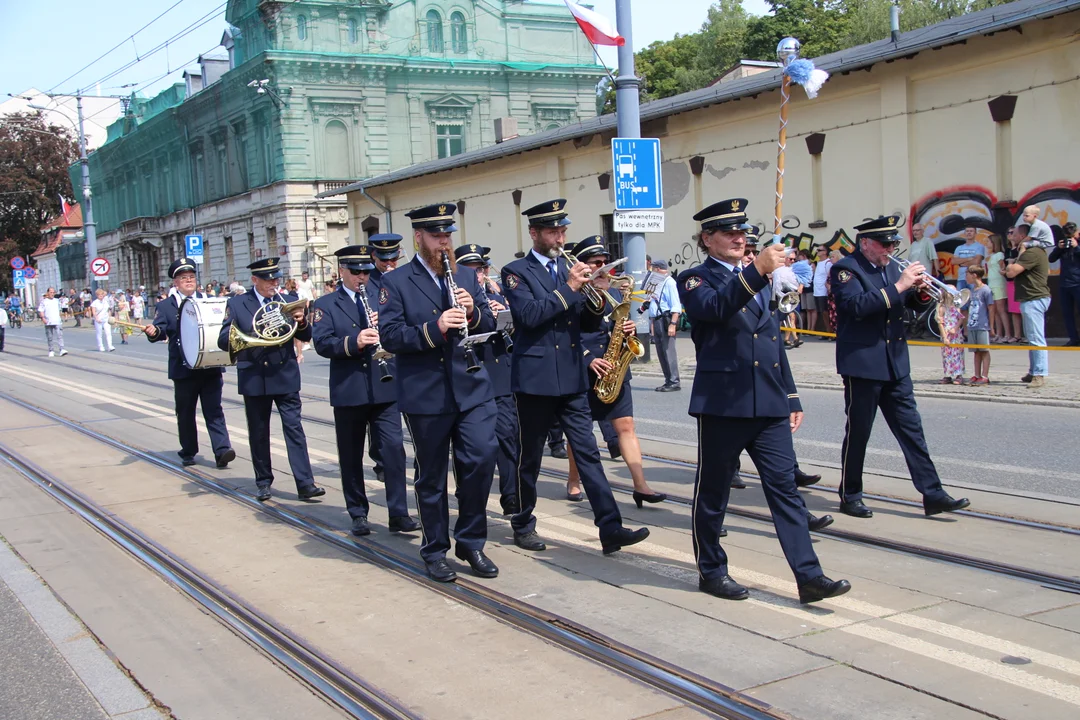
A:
179 299 201 369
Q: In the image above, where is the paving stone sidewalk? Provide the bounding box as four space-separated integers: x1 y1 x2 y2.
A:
633 334 1080 406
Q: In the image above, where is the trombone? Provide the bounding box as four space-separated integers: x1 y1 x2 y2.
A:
890 254 970 308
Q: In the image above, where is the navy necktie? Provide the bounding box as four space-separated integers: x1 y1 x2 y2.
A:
355 290 367 324
439 274 450 310
548 260 558 285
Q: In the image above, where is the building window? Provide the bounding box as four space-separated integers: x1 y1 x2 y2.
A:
436 124 464 159
347 18 359 44
224 236 235 280
426 10 443 53
323 120 350 178
266 226 278 259
192 152 205 205
261 124 273 184
451 12 467 53
216 145 229 197
297 15 308 41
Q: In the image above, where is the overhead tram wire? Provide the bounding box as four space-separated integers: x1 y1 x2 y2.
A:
46 0 193 94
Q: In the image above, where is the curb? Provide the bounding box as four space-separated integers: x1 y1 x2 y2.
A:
631 369 1080 409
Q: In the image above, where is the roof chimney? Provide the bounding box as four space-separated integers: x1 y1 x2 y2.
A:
495 117 519 144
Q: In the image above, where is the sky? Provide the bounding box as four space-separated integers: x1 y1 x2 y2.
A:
0 0 771 114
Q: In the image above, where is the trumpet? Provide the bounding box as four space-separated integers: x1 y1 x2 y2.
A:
890 254 970 308
441 251 481 374
356 284 393 384
557 247 605 311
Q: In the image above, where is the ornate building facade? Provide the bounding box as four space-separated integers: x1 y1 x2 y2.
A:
80 0 604 290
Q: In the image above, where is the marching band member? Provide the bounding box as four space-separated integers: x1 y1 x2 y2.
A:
562 236 666 507
144 257 235 469
456 244 520 515
311 245 419 536
364 233 403 482
831 215 970 518
677 198 849 603
501 199 649 555
217 258 324 503
379 204 499 582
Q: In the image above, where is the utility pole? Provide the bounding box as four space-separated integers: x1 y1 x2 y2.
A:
76 92 99 292
613 0 650 350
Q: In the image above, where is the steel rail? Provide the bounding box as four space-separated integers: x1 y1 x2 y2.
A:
0 444 418 720
0 392 786 720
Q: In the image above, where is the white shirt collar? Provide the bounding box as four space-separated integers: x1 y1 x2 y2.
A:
416 254 442 287
531 248 558 267
707 256 737 273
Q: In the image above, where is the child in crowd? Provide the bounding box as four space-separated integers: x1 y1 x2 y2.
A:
937 290 967 384
965 267 993 385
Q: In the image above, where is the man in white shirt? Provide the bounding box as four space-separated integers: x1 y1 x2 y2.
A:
648 260 683 391
296 271 316 301
38 287 68 357
908 222 939 278
1020 205 1054 250
0 304 7 352
88 288 115 352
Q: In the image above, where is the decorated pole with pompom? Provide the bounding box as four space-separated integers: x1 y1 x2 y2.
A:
772 38 830 240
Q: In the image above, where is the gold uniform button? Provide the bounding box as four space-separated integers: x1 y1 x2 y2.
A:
772 336 778 341
742 308 747 313
570 343 575 348
754 361 759 367
555 345 559 349
263 361 269 366
886 319 890 324
774 363 779 368
432 309 437 315
753 334 758 339
886 339 890 344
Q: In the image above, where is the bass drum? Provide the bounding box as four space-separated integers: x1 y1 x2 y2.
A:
179 297 234 369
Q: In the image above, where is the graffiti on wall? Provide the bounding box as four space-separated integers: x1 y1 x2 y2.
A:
910 182 1080 278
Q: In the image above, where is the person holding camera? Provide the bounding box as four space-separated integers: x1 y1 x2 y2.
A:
1005 223 1051 387
1049 222 1080 347
648 259 682 391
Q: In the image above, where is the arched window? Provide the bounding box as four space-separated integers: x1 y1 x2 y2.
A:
426 9 443 53
323 121 351 178
297 15 308 41
451 12 467 53
347 18 359 45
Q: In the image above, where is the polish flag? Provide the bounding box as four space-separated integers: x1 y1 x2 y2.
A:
564 1 625 47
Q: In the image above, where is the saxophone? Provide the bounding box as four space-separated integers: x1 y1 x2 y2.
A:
593 275 645 404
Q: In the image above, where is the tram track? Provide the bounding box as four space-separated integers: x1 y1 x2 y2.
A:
6 342 1080 594
0 391 786 720
0 440 420 720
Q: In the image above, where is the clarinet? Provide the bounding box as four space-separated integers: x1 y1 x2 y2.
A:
356 285 394 383
486 279 514 353
442 251 481 374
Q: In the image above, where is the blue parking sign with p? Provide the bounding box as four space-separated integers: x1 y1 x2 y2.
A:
12 269 25 289
612 138 664 211
185 234 204 263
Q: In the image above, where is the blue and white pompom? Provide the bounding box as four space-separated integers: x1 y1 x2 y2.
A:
784 59 829 99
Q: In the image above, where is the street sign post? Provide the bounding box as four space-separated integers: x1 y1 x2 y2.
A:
10 257 25 270
12 269 25 289
91 257 111 277
612 137 664 211
185 234 204 264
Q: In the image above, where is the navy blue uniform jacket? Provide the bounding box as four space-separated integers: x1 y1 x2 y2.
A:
677 259 801 418
379 256 496 414
831 249 932 381
148 293 224 381
501 254 604 396
216 289 312 396
482 289 513 398
311 285 397 408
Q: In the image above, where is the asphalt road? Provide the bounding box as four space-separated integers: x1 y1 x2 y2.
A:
9 322 1080 499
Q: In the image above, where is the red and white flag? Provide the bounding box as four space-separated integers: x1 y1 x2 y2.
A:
563 1 625 47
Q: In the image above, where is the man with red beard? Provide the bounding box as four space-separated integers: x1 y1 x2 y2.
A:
379 203 499 583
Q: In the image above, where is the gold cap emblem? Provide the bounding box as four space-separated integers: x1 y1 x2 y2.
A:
439 205 447 215
553 201 561 211
731 200 741 211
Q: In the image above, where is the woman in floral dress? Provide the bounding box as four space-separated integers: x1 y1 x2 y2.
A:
936 292 966 383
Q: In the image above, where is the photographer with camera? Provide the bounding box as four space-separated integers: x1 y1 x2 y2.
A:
1049 222 1080 347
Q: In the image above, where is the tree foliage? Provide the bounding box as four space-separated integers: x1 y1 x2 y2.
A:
619 0 1012 109
0 113 78 269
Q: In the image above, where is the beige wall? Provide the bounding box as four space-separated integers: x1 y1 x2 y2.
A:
346 12 1080 277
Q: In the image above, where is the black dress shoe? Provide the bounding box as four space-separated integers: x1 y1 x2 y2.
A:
426 558 457 583
514 531 547 551
840 500 873 518
566 490 584 502
719 527 728 538
215 448 236 469
255 486 272 502
699 574 749 600
608 441 622 460
808 514 834 531
795 468 822 487
180 455 196 467
350 516 371 536
454 548 499 578
798 575 852 604
375 468 385 483
601 527 650 555
730 476 747 489
656 384 681 392
633 491 667 508
550 444 568 459
501 496 520 515
297 485 326 500
923 494 971 516
388 516 420 533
